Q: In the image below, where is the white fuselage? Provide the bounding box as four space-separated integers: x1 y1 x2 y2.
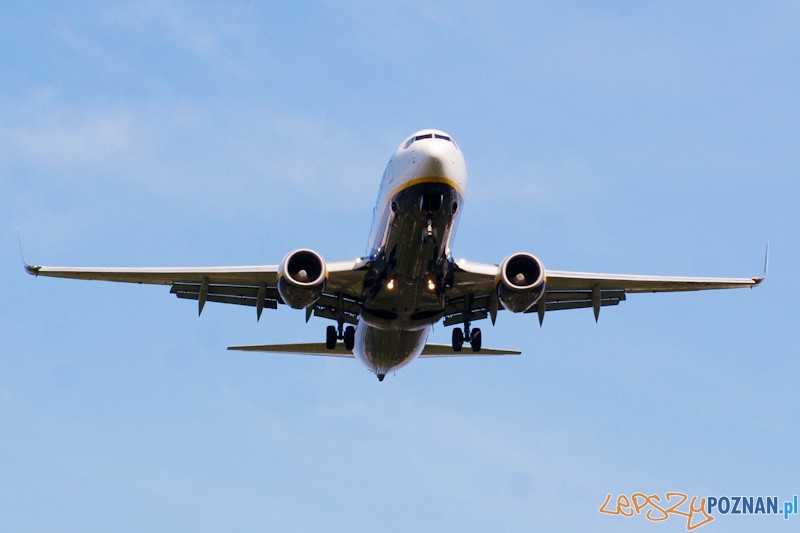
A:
352 129 467 377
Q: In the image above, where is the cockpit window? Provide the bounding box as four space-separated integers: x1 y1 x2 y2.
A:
406 133 456 149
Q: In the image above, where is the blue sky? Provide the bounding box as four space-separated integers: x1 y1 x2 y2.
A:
1 1 798 531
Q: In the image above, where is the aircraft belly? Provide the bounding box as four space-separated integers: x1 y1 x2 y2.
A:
361 182 461 330
384 183 459 278
353 320 429 375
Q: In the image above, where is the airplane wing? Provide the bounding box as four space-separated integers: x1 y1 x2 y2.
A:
25 258 369 320
227 342 520 356
446 251 765 325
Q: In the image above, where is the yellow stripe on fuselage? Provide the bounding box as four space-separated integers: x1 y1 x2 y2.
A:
387 176 465 200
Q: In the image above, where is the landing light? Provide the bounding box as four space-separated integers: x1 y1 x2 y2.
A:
427 280 436 291
387 279 395 290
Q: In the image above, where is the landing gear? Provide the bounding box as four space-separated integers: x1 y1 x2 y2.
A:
344 325 355 351
470 328 482 352
420 191 440 244
326 323 355 351
422 223 438 244
325 293 353 351
452 323 481 352
326 325 337 350
452 327 464 352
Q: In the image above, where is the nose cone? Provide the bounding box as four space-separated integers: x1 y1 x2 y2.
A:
416 139 453 178
393 129 467 194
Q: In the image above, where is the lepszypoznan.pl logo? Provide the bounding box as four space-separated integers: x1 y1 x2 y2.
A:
599 492 798 530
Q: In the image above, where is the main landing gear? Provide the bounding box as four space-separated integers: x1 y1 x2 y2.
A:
326 324 355 351
452 322 481 352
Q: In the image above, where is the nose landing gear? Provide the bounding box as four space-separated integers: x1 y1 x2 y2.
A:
420 192 442 245
422 218 438 244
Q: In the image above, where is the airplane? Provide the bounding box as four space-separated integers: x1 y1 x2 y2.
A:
24 129 768 381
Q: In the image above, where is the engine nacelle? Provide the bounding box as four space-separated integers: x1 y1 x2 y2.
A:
277 249 327 309
497 252 546 313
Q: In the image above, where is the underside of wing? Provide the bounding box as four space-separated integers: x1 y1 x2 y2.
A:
544 270 762 293
228 342 355 357
447 252 764 326
418 344 520 356
26 257 371 321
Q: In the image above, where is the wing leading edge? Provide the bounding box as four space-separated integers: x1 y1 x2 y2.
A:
24 246 766 327
451 257 763 294
25 264 280 285
25 257 370 320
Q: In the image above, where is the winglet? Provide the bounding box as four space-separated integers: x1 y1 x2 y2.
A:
16 228 40 276
754 240 769 285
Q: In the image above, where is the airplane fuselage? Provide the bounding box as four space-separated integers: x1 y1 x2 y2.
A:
353 130 467 378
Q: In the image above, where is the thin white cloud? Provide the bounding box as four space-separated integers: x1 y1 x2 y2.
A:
0 96 381 217
470 157 599 209
106 0 247 57
0 110 138 166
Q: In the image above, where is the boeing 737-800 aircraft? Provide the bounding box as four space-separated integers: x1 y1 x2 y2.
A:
26 129 766 380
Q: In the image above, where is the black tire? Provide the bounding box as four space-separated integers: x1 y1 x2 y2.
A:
452 328 464 352
344 325 355 351
326 325 337 350
470 328 482 352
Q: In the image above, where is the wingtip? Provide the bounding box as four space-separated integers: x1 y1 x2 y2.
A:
16 227 33 272
751 241 769 287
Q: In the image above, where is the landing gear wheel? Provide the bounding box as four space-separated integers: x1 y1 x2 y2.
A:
326 325 337 350
344 325 355 351
452 328 464 352
470 328 482 352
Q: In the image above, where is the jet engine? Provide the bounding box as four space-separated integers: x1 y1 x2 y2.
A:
277 249 327 309
497 252 546 313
